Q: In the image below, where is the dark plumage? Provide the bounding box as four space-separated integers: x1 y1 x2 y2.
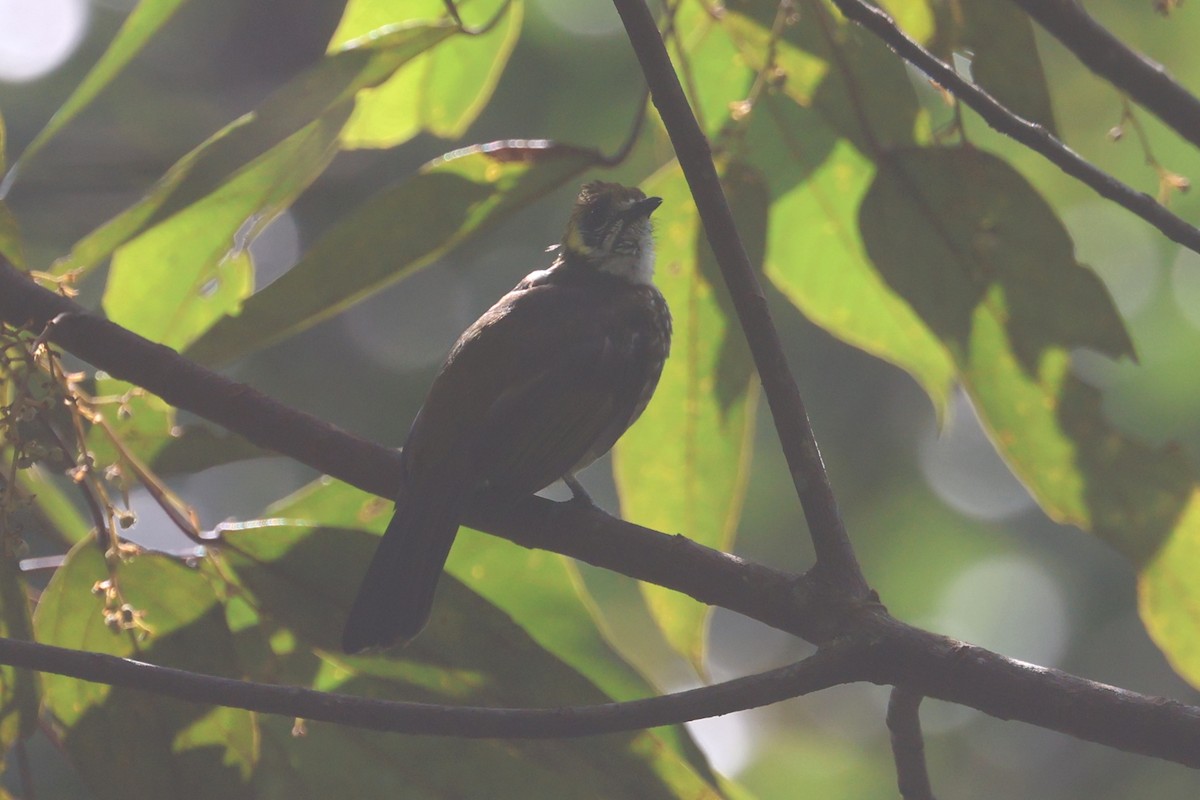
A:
342 182 671 653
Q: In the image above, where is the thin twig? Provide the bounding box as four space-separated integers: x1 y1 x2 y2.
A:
887 687 936 800
1005 0 1200 151
828 0 1200 255
0 635 854 738
611 0 871 599
598 85 652 167
443 0 512 36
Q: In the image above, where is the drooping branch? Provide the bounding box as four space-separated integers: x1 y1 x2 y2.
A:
612 0 870 600
0 635 856 737
1007 0 1200 151
828 0 1200 255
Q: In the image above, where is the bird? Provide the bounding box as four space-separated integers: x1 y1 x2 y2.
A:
341 181 672 653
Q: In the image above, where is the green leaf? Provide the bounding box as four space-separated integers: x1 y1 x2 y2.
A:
147 426 271 476
859 147 1194 563
930 0 1058 135
1139 490 1200 687
0 203 24 269
261 481 667 708
8 0 192 173
261 479 718 779
15 464 92 546
34 540 257 800
184 140 598 365
669 1 757 136
221 522 727 799
335 0 525 147
102 111 348 351
722 3 920 153
84 383 176 472
752 97 954 414
720 10 828 110
52 21 455 278
614 163 758 671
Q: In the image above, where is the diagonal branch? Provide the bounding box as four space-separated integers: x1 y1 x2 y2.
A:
1006 0 1200 151
611 0 870 599
828 0 1200 255
0 635 856 737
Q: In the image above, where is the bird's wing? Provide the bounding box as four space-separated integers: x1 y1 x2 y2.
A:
404 280 655 494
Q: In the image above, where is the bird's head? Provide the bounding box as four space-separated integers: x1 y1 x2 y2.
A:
559 182 662 284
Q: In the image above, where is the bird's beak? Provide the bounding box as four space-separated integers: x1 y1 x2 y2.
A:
626 196 663 221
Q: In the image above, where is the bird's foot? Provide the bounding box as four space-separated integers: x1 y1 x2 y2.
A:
562 475 596 509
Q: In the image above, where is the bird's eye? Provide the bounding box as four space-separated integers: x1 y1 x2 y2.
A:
582 205 607 231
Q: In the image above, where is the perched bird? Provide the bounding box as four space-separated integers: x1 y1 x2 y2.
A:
342 181 672 653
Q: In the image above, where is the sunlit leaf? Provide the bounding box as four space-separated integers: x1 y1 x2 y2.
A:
184 140 599 365
859 147 1193 563
0 203 23 269
721 10 828 109
614 163 758 671
723 2 920 152
876 0 935 43
221 522 726 799
102 111 347 351
34 540 256 800
8 0 193 173
668 1 757 136
1139 490 1200 688
334 0 525 147
751 96 954 414
52 21 455 278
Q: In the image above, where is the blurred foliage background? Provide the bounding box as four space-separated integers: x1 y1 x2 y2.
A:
2 0 1200 797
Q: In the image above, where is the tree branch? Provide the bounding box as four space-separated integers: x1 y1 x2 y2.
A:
887 687 935 800
611 0 870 599
828 0 1200 255
1007 0 1200 151
3 260 1200 765
0 635 855 737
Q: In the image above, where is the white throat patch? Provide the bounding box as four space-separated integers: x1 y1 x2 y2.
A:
597 224 656 285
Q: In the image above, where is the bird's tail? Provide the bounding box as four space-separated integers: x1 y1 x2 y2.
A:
341 485 464 653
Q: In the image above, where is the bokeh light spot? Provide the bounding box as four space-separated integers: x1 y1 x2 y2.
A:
1171 246 1200 329
919 391 1035 520
0 0 89 83
931 554 1070 668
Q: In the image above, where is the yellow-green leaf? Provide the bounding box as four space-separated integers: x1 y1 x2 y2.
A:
52 21 454 278
753 97 954 414
34 540 257 800
184 140 598 365
614 163 759 671
859 147 1190 565
101 111 347 351
335 0 524 147
8 0 192 173
1139 490 1200 687
221 519 726 799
